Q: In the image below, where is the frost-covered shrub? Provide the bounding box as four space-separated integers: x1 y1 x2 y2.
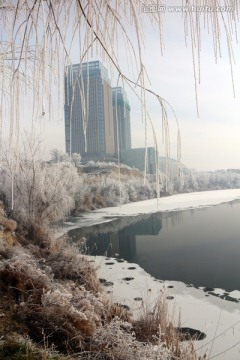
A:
100 178 129 206
50 148 81 166
0 243 101 352
0 249 52 303
74 169 156 212
46 243 101 292
180 170 240 193
0 141 79 230
126 178 154 201
50 148 70 163
92 317 195 360
41 286 104 342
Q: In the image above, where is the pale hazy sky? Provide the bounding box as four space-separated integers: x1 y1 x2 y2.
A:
16 2 240 171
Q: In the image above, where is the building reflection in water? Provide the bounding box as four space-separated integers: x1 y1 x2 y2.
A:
117 215 162 262
68 213 162 262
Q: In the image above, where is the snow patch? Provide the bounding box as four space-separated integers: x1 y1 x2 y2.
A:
92 256 240 360
95 189 240 217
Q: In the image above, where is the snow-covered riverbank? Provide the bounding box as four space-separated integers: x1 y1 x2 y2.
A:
94 188 240 216
60 189 240 234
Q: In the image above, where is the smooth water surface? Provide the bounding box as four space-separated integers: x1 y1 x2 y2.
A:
67 200 240 292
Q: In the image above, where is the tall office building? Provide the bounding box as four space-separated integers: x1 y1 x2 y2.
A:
112 87 131 153
64 61 115 161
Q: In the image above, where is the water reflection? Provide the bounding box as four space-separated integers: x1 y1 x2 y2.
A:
68 214 162 262
68 200 240 292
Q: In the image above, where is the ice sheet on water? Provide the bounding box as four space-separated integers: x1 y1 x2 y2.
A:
92 255 240 360
95 189 240 217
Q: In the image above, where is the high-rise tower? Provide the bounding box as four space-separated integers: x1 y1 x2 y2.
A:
112 87 131 154
64 61 115 161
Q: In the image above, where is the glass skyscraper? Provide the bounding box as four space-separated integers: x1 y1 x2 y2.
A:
64 61 115 160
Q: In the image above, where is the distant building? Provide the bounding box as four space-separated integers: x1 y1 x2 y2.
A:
120 147 156 174
112 87 131 153
64 61 115 161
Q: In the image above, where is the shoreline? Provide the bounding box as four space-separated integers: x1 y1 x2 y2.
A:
57 189 240 236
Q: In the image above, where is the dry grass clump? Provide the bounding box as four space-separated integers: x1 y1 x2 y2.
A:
0 334 74 360
80 190 107 211
0 248 101 353
132 295 186 359
0 230 15 249
133 294 170 344
28 224 52 248
0 251 52 303
130 294 205 360
0 201 5 217
1 219 17 233
91 316 199 360
45 237 101 293
0 201 18 251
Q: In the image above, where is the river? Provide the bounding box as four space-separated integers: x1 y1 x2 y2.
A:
67 199 240 294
